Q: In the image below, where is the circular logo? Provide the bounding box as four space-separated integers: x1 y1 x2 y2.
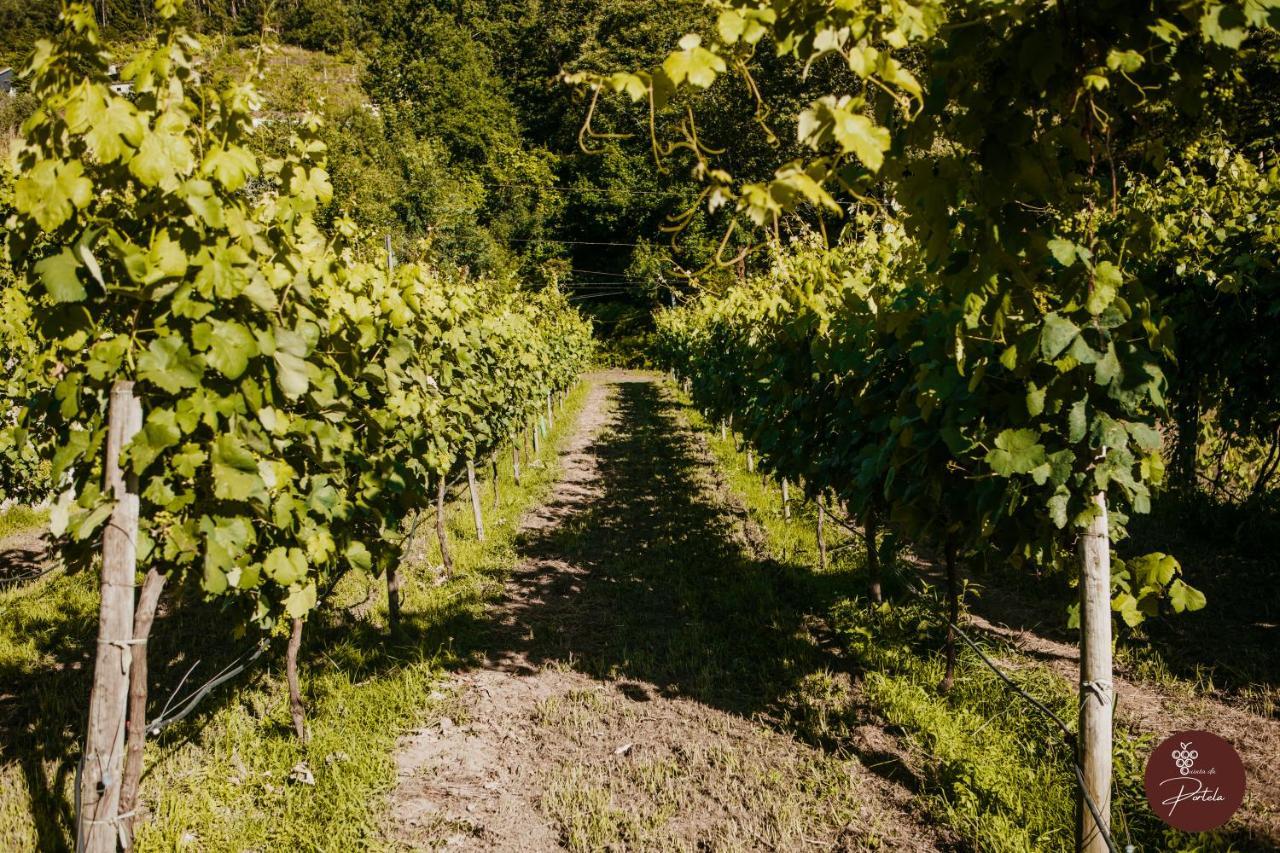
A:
1144 730 1246 832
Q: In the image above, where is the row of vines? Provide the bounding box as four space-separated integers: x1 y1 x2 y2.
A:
0 3 592 850
573 1 1278 850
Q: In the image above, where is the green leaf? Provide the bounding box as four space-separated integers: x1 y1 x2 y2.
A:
717 9 745 43
129 117 195 189
1089 261 1122 314
273 326 311 399
137 336 204 394
194 319 259 379
284 582 318 619
35 249 86 303
1168 578 1206 613
211 434 267 503
129 407 181 474
833 113 891 172
1047 238 1078 267
264 546 308 585
85 98 145 164
1094 342 1121 386
1047 488 1070 529
1068 398 1088 443
1026 383 1046 417
986 428 1048 476
14 159 94 231
1127 421 1162 453
662 35 727 88
1112 592 1145 627
203 144 259 192
1040 313 1079 360
344 540 372 572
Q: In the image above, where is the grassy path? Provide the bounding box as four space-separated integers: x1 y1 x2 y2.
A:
386 371 946 851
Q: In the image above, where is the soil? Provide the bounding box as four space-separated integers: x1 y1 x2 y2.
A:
385 372 949 851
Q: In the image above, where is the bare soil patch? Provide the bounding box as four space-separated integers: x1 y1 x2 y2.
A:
386 372 945 851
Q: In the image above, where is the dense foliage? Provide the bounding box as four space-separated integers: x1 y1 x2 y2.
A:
1 0 591 627
585 1 1278 618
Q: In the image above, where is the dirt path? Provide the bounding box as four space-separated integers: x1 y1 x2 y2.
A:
386 372 947 852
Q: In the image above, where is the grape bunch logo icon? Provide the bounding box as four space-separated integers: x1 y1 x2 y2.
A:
1171 742 1198 776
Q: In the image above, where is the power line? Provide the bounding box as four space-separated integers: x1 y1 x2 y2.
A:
507 237 649 248
568 267 645 279
477 182 675 197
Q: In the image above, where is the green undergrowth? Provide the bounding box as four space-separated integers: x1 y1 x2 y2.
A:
0 382 589 853
0 505 49 540
676 387 1250 853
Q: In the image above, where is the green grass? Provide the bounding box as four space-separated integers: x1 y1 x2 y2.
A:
676 388 1255 853
0 504 48 540
0 383 589 853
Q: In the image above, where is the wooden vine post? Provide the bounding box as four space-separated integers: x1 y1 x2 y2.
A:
466 459 486 541
119 567 166 839
80 381 142 853
286 617 308 742
864 514 883 604
938 535 960 694
780 478 790 520
386 558 403 632
512 443 521 486
436 475 454 577
816 501 827 571
1077 490 1113 853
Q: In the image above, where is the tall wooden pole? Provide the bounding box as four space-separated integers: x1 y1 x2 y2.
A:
816 501 827 571
466 459 485 542
781 478 791 520
119 568 166 841
80 381 142 853
286 618 307 742
436 475 454 577
1078 491 1113 853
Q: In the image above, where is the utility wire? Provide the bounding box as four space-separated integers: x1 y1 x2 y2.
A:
476 182 676 196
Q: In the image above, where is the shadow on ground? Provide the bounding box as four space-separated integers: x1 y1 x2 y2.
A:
449 378 867 738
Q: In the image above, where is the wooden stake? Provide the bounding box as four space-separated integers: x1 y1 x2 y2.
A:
80 380 141 853
512 444 521 486
436 475 453 577
746 447 754 473
864 514 883 604
119 568 166 841
466 459 485 542
386 560 402 633
938 536 959 694
781 478 791 520
816 501 828 572
1078 491 1113 853
532 421 541 455
286 617 307 742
